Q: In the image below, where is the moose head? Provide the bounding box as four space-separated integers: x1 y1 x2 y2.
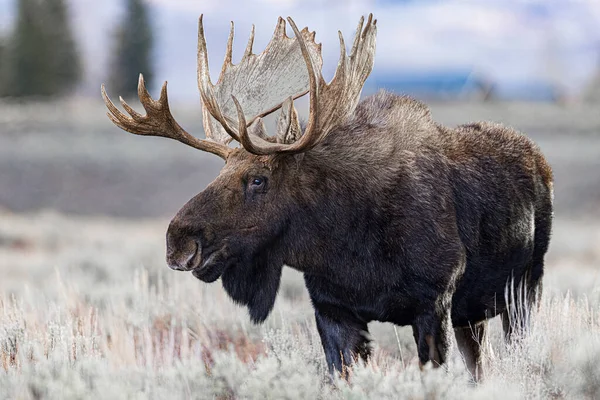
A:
102 15 377 322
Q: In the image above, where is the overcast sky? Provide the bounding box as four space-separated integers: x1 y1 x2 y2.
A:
1 0 599 99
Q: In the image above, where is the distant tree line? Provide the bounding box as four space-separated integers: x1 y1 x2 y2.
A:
0 0 154 99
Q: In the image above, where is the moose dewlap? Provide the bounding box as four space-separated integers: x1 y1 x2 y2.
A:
102 14 553 381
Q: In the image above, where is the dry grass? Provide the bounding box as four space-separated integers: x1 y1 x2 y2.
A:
1 211 600 399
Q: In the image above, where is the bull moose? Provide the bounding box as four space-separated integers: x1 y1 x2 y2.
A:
101 14 553 380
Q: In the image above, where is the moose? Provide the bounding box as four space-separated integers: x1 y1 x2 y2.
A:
102 14 553 380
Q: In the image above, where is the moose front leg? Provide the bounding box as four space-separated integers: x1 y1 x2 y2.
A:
313 304 371 376
412 305 453 369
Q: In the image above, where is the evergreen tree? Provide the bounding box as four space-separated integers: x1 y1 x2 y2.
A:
42 0 82 94
109 0 154 98
4 0 50 97
2 0 81 98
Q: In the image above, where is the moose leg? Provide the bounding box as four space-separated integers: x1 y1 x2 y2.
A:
454 321 487 382
412 307 452 369
313 304 371 376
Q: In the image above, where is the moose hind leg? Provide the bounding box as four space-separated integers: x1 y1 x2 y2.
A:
412 306 452 368
455 321 487 382
313 304 371 376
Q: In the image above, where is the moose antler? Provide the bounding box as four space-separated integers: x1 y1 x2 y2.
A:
101 74 231 159
102 14 376 158
203 14 377 155
197 15 323 147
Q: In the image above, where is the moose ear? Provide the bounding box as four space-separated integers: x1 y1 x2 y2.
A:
221 261 283 324
276 97 303 144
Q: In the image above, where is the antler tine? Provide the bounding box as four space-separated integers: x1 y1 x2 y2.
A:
350 15 365 59
197 15 210 85
119 94 143 121
218 21 235 83
243 24 255 60
101 74 231 159
137 74 154 112
197 15 242 144
232 95 262 154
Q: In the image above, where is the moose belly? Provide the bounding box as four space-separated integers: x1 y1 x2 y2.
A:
303 273 420 327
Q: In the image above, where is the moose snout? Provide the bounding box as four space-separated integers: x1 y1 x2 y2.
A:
166 219 203 271
166 240 200 271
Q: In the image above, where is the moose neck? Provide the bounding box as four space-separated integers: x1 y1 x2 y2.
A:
277 145 392 281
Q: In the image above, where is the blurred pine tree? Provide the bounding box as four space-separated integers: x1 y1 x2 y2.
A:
43 0 82 95
108 0 154 98
2 0 49 97
1 0 81 98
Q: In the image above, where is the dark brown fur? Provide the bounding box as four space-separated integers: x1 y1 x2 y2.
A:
167 90 553 379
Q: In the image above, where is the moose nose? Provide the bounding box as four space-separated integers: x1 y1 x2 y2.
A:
166 241 200 271
166 211 205 271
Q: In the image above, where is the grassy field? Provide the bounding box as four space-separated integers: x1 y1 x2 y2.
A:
1 99 600 399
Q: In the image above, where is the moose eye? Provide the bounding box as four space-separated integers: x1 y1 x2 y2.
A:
251 177 265 187
247 176 268 195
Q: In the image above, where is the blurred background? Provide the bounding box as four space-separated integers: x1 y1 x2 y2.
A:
0 0 599 294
